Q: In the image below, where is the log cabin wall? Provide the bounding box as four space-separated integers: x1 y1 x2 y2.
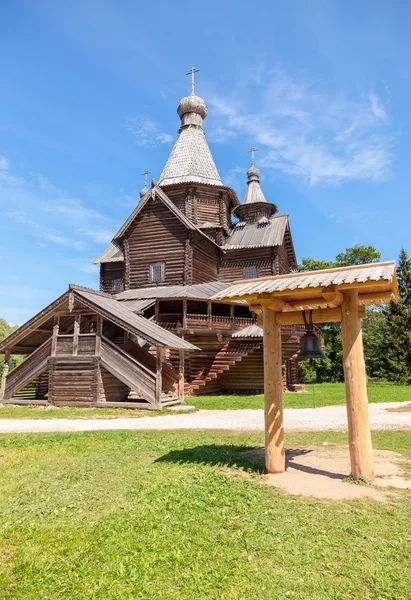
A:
98 367 129 402
165 184 232 229
48 357 99 403
274 243 292 275
218 247 276 282
191 235 220 284
217 347 265 393
100 262 125 294
123 198 188 289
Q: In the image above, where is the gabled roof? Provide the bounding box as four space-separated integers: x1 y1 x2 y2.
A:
0 285 198 353
111 185 221 251
92 243 124 264
221 213 289 250
70 286 198 350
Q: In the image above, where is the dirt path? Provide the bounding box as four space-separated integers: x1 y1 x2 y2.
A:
0 402 410 433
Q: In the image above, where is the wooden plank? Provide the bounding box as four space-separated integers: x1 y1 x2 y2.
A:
263 307 285 473
51 316 60 356
341 289 373 481
73 314 80 356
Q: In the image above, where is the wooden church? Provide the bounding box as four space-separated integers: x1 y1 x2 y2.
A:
0 72 314 408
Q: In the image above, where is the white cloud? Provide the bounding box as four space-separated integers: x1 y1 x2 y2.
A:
77 226 115 244
0 156 24 185
208 69 394 186
126 117 173 147
6 211 85 251
224 167 245 189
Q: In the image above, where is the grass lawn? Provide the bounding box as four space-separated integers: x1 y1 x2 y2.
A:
0 429 410 599
0 405 163 419
188 382 411 410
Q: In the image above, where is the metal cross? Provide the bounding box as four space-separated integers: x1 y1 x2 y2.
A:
186 67 200 95
248 147 259 167
142 169 150 188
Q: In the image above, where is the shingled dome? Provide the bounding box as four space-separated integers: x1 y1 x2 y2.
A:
158 92 223 187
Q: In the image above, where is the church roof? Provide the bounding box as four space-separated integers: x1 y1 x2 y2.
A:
158 91 223 187
222 213 290 250
92 243 124 264
242 166 268 205
111 185 221 250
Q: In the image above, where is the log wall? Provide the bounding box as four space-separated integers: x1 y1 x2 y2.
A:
98 367 129 402
100 262 125 294
48 357 99 403
124 198 188 288
219 248 275 282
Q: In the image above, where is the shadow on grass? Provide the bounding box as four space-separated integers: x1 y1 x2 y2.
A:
155 445 312 475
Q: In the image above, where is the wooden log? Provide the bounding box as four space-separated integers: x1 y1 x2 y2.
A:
0 350 11 401
263 307 285 473
51 316 60 356
341 289 373 481
155 348 163 409
274 306 366 325
73 314 80 356
95 316 102 356
178 349 185 404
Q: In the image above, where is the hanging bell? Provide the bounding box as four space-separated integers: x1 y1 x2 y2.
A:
297 309 326 361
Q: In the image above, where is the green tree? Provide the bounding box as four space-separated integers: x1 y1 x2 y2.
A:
297 244 381 384
335 245 381 266
0 318 19 379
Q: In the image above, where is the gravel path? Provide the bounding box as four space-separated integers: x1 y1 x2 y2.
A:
0 402 410 434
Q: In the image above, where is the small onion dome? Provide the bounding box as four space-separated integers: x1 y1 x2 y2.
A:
247 165 260 181
177 94 208 119
140 186 148 198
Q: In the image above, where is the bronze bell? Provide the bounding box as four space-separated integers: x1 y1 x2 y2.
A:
297 309 326 361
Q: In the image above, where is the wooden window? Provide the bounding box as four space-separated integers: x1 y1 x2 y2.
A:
112 278 123 292
245 266 257 279
150 263 164 283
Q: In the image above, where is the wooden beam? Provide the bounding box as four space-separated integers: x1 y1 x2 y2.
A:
51 316 60 357
155 348 163 409
73 314 80 356
256 293 293 312
275 306 366 325
0 350 11 401
321 285 344 307
263 307 285 473
178 349 185 405
95 316 102 356
359 291 396 306
341 289 373 481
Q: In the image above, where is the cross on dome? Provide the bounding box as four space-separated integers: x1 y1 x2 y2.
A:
247 147 259 167
186 67 200 95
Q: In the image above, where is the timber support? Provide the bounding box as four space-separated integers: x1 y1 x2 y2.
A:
263 307 285 473
341 289 373 480
0 349 11 401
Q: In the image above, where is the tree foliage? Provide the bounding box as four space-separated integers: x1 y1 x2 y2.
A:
0 319 20 379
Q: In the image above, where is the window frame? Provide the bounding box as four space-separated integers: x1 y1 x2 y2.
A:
245 265 258 279
150 262 165 283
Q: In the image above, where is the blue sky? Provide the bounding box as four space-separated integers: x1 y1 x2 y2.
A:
1 0 411 324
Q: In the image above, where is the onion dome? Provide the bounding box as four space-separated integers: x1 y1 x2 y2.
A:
177 94 208 120
233 153 278 223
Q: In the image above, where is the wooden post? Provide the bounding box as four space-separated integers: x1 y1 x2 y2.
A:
341 289 373 481
183 299 187 330
178 349 185 404
0 350 11 401
263 307 285 473
51 316 60 356
155 347 163 409
95 316 102 356
73 314 80 356
207 301 212 329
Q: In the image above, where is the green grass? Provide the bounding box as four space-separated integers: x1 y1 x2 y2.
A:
188 382 411 410
0 405 164 419
0 429 410 599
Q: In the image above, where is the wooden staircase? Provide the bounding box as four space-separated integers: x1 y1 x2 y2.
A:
186 341 261 394
4 339 51 400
